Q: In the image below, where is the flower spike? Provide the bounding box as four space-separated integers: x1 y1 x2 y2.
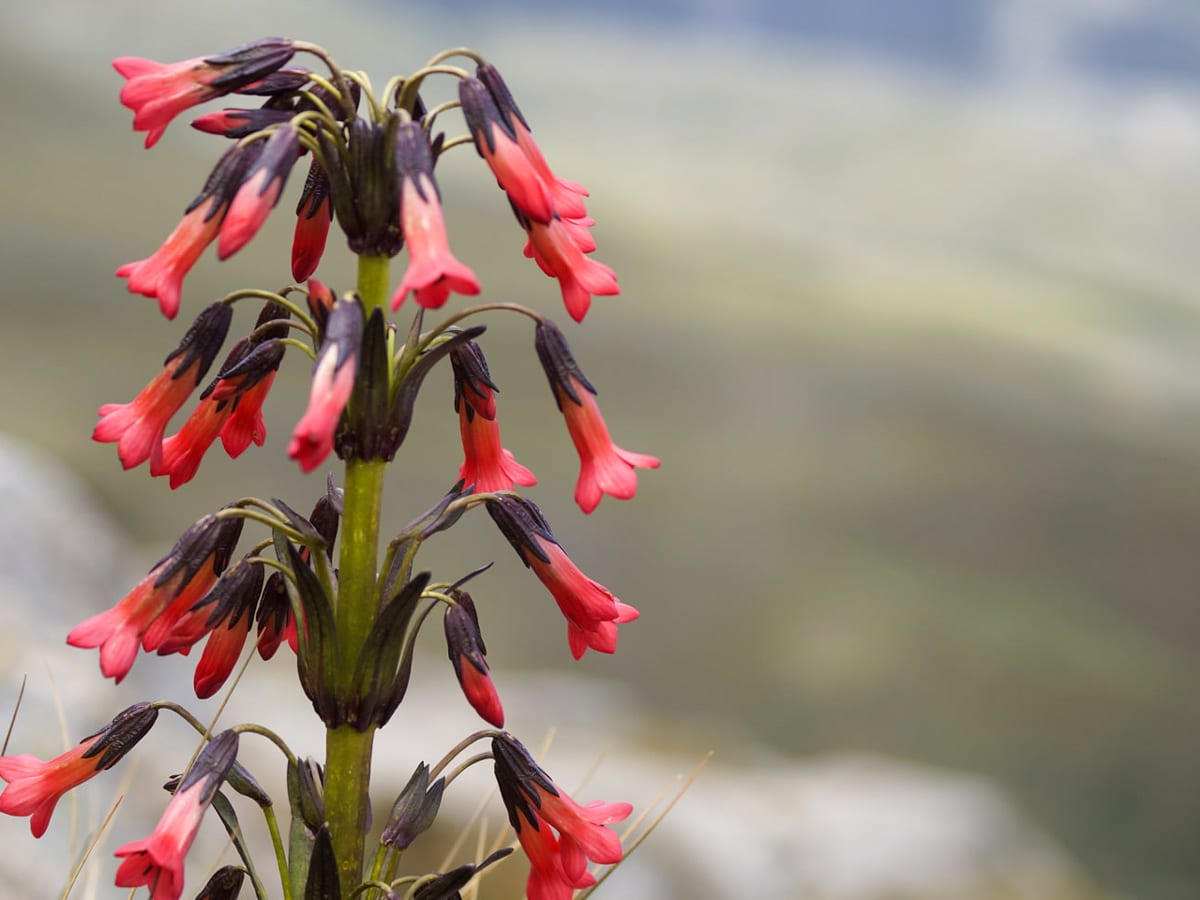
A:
535 320 659 512
0 704 157 837
486 495 639 658
390 121 480 310
492 732 632 899
114 730 239 900
114 38 296 148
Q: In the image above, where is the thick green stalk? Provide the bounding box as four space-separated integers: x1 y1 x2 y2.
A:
324 252 392 897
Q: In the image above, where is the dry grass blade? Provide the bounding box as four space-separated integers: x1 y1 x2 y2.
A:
1 673 26 755
59 789 124 900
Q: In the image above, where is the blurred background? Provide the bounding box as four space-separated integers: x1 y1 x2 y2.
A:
2 0 1199 897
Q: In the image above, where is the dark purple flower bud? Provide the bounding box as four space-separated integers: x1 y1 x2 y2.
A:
380 764 445 849
193 865 246 900
450 341 498 422
534 319 595 409
191 106 295 139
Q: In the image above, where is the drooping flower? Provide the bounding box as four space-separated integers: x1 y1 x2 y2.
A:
0 704 157 837
117 141 264 318
292 159 334 281
68 515 242 681
93 302 232 471
218 122 302 259
535 321 658 512
219 302 291 458
114 38 296 148
444 592 503 727
451 342 535 493
156 337 284 487
492 733 631 900
114 730 239 900
521 213 619 323
188 558 264 698
486 495 639 659
255 570 294 660
288 296 363 472
473 64 589 221
390 122 480 311
190 105 294 139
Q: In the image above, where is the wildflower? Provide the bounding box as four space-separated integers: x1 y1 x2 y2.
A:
93 302 232 471
219 303 291 458
114 730 239 900
535 321 658 512
292 159 333 281
117 141 264 318
473 64 589 220
492 733 631 900
390 122 480 311
190 558 264 698
522 213 619 323
190 106 294 139
255 570 295 659
0 704 157 837
288 297 362 472
218 122 302 259
486 495 639 659
114 38 296 148
444 592 504 727
451 342 535 493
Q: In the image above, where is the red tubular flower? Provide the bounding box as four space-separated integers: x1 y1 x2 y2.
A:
288 297 362 472
0 704 157 837
93 303 232 471
474 64 590 220
390 122 480 311
292 159 334 281
218 123 301 259
255 571 294 659
492 733 631 900
190 106 294 139
219 302 290 457
67 515 242 682
444 592 504 727
114 38 295 148
487 496 639 659
451 342 536 493
114 730 238 900
535 321 659 513
158 337 286 487
118 141 264 318
188 558 264 698
522 214 619 323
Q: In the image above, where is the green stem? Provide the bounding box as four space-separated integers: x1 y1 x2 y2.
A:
323 252 392 897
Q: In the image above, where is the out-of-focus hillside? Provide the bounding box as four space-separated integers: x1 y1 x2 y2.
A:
3 2 1200 897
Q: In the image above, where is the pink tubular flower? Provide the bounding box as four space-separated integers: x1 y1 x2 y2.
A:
451 341 535 493
218 123 301 259
114 39 295 148
292 160 333 281
67 515 242 682
118 142 264 318
0 704 157 838
288 297 362 472
390 122 480 311
114 730 238 900
523 215 619 323
492 733 631 900
94 302 232 470
487 495 639 659
535 321 658 513
444 592 504 727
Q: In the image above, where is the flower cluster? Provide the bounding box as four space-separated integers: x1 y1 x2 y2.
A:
2 37 658 900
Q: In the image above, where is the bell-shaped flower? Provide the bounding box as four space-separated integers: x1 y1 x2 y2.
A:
114 38 295 148
292 159 333 281
114 730 239 900
451 342 535 493
521 213 619 323
93 302 232 470
487 495 639 659
218 122 301 259
67 515 242 682
288 296 362 472
117 141 264 318
390 122 480 311
492 733 631 900
444 592 504 727
535 321 658 512
0 704 157 837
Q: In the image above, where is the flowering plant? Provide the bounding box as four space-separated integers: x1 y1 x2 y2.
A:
1 37 661 900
